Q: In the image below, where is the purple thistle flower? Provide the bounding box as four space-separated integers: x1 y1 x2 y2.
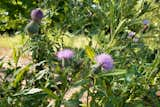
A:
57 49 74 60
128 31 135 38
143 20 149 25
95 53 114 71
31 8 43 22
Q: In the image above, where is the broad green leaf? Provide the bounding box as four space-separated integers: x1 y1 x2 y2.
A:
85 46 95 61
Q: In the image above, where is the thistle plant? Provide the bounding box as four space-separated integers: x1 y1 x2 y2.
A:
25 8 54 69
25 8 43 36
0 1 159 107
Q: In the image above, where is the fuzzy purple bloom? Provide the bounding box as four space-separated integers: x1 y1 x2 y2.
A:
128 31 135 38
95 53 114 71
31 8 43 21
57 49 74 60
143 20 149 25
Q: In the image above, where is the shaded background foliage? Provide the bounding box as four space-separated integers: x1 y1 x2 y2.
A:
0 0 159 35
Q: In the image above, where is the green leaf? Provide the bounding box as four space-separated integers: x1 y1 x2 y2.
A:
85 46 95 61
13 88 42 96
25 88 42 95
64 99 80 107
97 69 127 77
12 47 21 67
35 68 49 80
114 19 126 37
42 88 59 99
12 64 31 88
72 79 90 87
14 88 58 99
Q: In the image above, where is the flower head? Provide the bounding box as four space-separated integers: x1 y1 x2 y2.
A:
95 53 114 71
57 49 74 60
143 19 149 25
31 8 43 22
128 31 135 38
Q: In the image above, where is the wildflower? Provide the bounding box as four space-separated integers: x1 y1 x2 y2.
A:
128 31 135 38
57 49 74 60
31 8 43 23
95 53 114 71
143 19 149 25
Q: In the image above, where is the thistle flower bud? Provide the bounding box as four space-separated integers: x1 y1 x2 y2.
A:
31 8 43 23
25 21 39 36
143 20 149 25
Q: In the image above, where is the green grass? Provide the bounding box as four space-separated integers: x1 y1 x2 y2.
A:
0 34 98 49
0 35 27 48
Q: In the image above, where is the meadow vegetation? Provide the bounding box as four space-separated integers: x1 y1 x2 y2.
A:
0 0 160 107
